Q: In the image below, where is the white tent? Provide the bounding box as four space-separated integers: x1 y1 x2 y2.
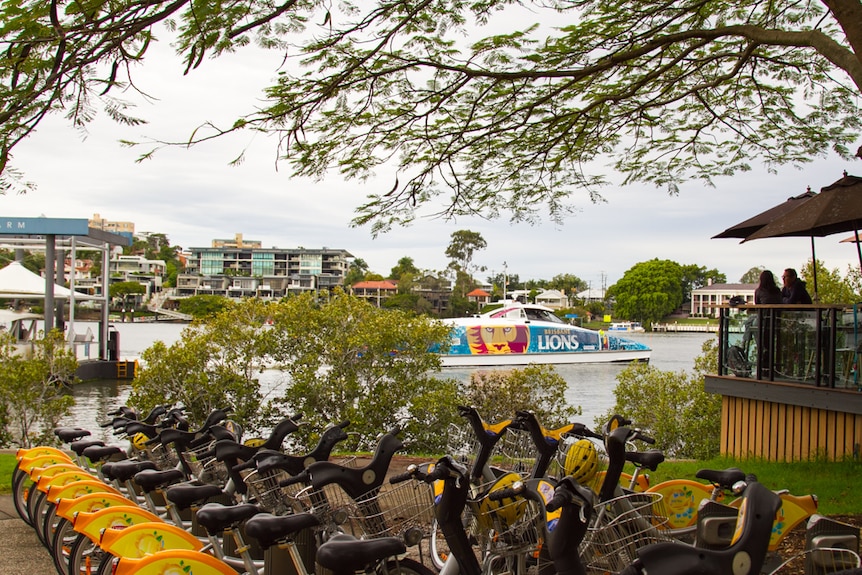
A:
0 261 98 299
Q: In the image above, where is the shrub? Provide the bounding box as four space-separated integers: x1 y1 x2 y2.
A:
598 339 721 459
462 364 581 427
0 329 76 447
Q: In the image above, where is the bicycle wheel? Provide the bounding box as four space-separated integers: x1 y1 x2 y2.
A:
68 532 107 575
27 487 49 540
41 499 62 549
95 554 117 575
51 517 77 575
11 467 35 526
382 557 437 575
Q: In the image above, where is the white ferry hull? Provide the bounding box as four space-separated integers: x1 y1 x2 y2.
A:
439 348 651 367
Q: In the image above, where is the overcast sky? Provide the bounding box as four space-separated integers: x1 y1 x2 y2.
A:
5 31 861 291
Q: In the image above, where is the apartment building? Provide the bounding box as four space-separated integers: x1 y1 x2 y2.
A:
89 213 135 244
177 242 354 299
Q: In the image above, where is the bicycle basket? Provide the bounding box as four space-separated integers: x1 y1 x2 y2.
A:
495 426 537 477
186 441 228 486
349 480 436 546
446 422 479 470
767 547 861 574
579 491 671 574
292 483 358 533
470 473 543 557
243 468 302 516
145 443 179 470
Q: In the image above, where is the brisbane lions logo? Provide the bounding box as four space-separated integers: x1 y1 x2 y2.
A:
466 324 529 354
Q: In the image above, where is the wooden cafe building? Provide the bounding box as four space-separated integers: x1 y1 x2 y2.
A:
709 303 862 461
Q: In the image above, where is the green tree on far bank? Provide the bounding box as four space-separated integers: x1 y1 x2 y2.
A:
609 259 685 324
178 294 234 319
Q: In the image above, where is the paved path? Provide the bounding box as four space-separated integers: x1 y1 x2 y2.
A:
0 494 58 575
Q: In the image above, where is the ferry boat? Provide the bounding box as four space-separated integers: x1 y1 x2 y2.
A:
607 321 646 333
435 302 651 367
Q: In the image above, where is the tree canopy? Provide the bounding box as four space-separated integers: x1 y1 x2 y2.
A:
2 1 860 228
609 259 685 323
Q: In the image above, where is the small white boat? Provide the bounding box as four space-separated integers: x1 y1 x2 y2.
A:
0 309 42 355
607 321 646 333
435 302 651 367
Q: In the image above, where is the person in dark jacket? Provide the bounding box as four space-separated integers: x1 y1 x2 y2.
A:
755 270 783 304
781 268 813 304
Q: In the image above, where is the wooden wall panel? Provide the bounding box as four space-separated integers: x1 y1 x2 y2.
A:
719 395 862 461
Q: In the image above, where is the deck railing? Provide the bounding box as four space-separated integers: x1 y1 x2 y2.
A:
718 303 860 390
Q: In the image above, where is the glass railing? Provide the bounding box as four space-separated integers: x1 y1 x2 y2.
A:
718 303 860 390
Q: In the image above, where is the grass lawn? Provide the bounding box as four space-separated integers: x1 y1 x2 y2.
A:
0 453 18 494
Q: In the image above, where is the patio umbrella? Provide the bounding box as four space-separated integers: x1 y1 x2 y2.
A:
742 173 862 294
711 189 817 239
712 188 819 291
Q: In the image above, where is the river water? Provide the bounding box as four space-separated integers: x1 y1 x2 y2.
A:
60 321 714 440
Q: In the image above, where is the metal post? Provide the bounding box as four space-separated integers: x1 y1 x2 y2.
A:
45 234 56 331
100 244 110 360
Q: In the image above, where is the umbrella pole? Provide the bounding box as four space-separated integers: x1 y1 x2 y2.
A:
811 236 818 299
855 228 862 274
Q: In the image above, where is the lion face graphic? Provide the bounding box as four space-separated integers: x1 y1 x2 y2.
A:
466 324 529 354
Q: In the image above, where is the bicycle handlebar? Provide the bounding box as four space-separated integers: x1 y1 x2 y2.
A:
629 429 655 444
389 463 426 484
278 471 308 488
569 422 603 440
487 482 524 502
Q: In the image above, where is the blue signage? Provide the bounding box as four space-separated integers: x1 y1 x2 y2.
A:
0 217 90 236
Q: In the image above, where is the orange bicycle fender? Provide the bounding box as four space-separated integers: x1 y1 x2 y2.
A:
99 521 202 558
16 446 71 462
72 505 162 544
55 492 138 521
35 469 96 493
29 462 85 484
47 479 122 504
17 453 75 475
113 549 237 575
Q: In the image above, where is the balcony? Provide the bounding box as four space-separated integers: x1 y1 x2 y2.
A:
706 304 862 461
718 304 860 389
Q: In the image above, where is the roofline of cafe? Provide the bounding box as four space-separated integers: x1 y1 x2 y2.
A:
0 217 130 362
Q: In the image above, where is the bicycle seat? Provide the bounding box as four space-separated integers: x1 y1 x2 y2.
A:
696 467 746 489
625 449 665 471
82 444 126 463
69 439 105 456
164 483 224 510
195 502 262 535
54 427 91 443
244 512 321 549
133 468 185 492
316 533 406 573
102 459 157 483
